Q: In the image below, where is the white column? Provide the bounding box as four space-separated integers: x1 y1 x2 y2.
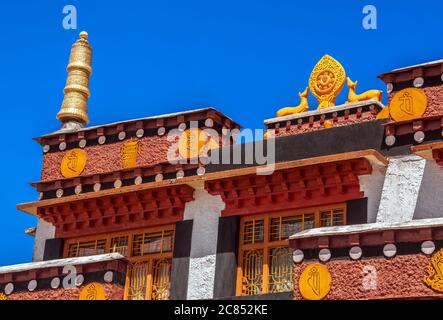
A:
376 155 426 223
184 182 225 300
32 218 56 262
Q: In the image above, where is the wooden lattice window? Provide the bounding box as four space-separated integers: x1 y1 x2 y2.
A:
64 225 174 300
237 205 346 296
67 239 106 257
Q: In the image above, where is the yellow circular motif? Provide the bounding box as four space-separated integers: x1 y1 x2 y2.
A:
389 88 427 122
61 148 87 178
298 263 331 300
178 128 208 159
79 282 106 300
0 293 7 300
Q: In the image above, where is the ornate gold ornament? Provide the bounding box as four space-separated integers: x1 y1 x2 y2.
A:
56 31 92 128
79 282 106 300
423 248 443 293
276 87 310 117
60 148 87 178
298 263 331 300
309 55 346 109
178 128 217 159
0 293 7 300
121 139 140 168
346 77 382 103
389 88 427 122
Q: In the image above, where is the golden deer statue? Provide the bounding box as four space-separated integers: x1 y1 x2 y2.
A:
346 77 382 103
276 87 309 117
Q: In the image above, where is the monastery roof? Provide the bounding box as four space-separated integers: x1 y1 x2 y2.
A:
34 106 241 143
0 253 125 274
289 217 443 240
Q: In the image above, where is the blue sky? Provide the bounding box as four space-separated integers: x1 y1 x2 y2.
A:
0 0 442 265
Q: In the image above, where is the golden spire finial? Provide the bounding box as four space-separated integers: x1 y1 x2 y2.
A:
56 31 92 129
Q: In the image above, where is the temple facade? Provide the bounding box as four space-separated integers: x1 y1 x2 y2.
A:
1 33 443 300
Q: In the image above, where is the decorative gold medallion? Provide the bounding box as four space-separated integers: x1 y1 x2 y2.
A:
60 148 87 178
389 88 427 122
298 263 331 300
79 282 106 300
309 55 346 109
423 248 443 293
178 128 209 159
0 293 7 300
121 139 140 168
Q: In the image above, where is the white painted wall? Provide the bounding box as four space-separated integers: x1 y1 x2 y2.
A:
376 155 426 223
32 219 56 262
413 160 443 219
183 182 225 300
359 164 387 223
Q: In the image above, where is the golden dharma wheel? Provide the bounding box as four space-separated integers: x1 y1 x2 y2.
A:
309 55 346 109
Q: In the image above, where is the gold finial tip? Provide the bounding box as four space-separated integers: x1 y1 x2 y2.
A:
79 31 88 39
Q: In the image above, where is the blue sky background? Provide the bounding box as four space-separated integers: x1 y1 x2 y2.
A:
0 0 442 265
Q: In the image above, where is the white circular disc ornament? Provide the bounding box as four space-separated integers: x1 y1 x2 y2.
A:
75 185 82 195
136 129 145 138
292 249 304 264
79 139 87 148
383 243 397 258
59 142 67 151
349 246 363 260
28 280 37 292
414 131 425 143
50 277 61 289
385 135 396 146
319 248 331 262
413 77 424 88
114 179 122 188
134 176 143 185
4 283 14 295
118 131 126 140
104 271 114 283
75 274 84 286
421 241 436 255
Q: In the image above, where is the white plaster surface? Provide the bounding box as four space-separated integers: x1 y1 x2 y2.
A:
184 182 225 300
413 160 443 219
186 255 217 300
358 164 386 223
0 253 124 274
32 219 56 262
376 155 426 223
289 217 443 239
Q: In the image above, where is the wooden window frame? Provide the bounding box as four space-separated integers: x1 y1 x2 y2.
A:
63 224 175 300
236 203 346 296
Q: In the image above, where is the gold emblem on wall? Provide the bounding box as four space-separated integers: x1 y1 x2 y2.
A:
389 88 427 122
122 139 140 168
60 148 87 178
309 55 346 109
79 282 106 300
423 248 443 293
0 293 7 300
178 128 218 159
298 263 332 300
